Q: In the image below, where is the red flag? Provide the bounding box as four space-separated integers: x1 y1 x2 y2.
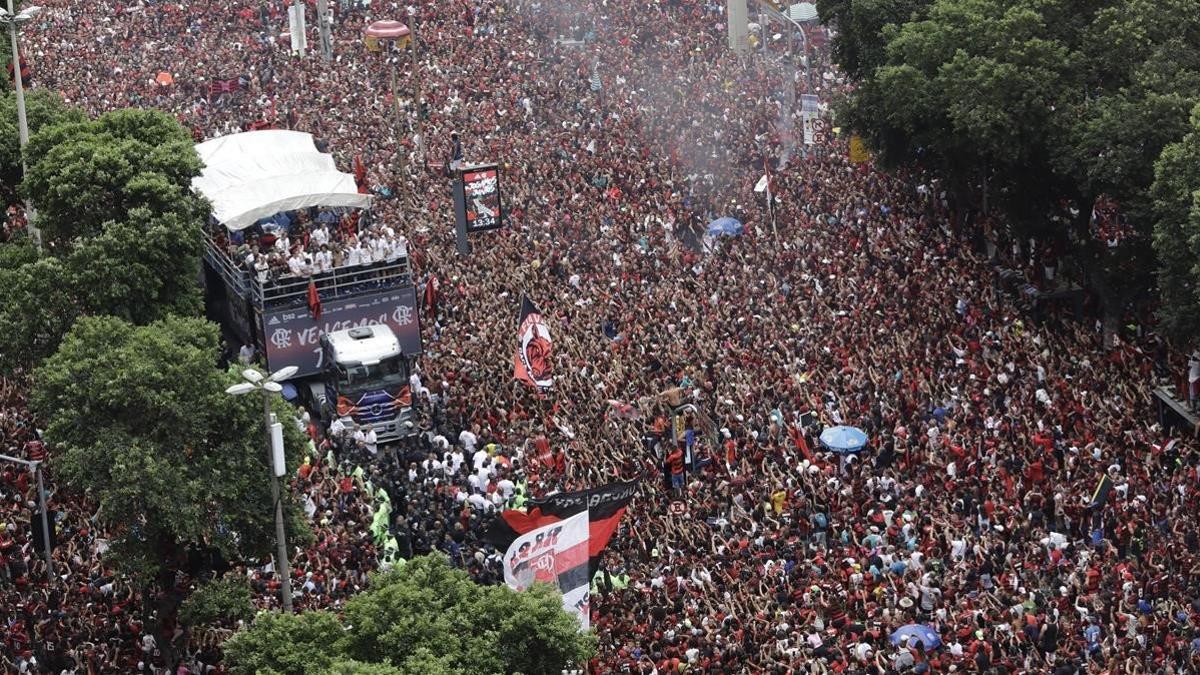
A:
307 280 322 320
790 425 813 461
423 274 440 316
353 155 368 192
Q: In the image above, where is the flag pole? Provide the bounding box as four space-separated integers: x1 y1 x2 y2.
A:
764 156 779 248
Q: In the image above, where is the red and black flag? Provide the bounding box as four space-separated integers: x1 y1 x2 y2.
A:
485 480 638 573
423 274 440 316
307 280 322 320
207 74 247 99
513 295 553 390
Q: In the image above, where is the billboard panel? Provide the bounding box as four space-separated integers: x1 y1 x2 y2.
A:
461 164 504 233
261 285 421 377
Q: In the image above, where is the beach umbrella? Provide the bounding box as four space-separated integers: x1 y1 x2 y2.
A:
706 217 744 237
890 623 942 650
818 425 868 454
788 2 819 22
364 20 410 39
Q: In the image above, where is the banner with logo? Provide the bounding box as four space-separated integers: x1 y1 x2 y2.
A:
502 511 591 629
514 295 553 390
485 480 638 573
261 286 422 377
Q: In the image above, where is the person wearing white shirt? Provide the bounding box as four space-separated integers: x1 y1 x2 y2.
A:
254 255 270 283
476 461 492 494
471 448 488 472
315 245 333 273
310 224 329 247
387 235 407 262
445 449 464 475
460 428 479 455
468 492 493 512
496 477 515 499
422 454 443 474
346 239 364 267
363 427 378 455
374 236 390 263
287 252 309 277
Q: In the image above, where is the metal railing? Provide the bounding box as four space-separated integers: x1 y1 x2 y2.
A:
204 236 412 311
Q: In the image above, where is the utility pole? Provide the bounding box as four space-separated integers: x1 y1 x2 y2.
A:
410 9 425 163
315 0 333 63
227 367 297 612
262 395 293 613
5 0 39 250
35 463 52 577
0 454 53 577
262 401 294 612
390 61 406 176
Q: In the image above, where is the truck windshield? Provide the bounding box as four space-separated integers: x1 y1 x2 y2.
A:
338 356 408 395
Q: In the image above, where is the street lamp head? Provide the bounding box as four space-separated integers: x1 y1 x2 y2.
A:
241 368 264 384
1 5 42 23
269 365 299 382
225 382 257 396
262 381 284 394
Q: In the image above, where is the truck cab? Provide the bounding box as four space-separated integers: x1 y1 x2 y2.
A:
319 325 414 443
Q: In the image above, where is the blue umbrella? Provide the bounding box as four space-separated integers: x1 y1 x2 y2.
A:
280 382 299 402
818 425 868 454
889 623 942 650
706 217 744 237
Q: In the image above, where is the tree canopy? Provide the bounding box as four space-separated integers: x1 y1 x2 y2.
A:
1151 104 1200 341
223 556 596 675
30 315 309 587
23 107 206 242
0 106 208 372
820 0 1200 338
0 88 84 197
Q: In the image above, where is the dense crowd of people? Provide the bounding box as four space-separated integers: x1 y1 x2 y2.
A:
4 0 1200 673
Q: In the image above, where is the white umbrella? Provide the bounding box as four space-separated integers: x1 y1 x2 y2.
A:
788 2 819 22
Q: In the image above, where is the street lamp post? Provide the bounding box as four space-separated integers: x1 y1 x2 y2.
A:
408 6 424 163
1 2 42 250
226 365 299 613
0 453 53 577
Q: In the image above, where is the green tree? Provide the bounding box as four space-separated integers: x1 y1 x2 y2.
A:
222 611 345 675
30 315 310 653
23 108 206 243
1151 104 1200 342
179 575 256 628
224 556 596 675
0 249 79 372
324 661 407 675
816 0 934 80
64 208 204 322
0 106 209 372
0 88 85 196
826 0 1200 333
